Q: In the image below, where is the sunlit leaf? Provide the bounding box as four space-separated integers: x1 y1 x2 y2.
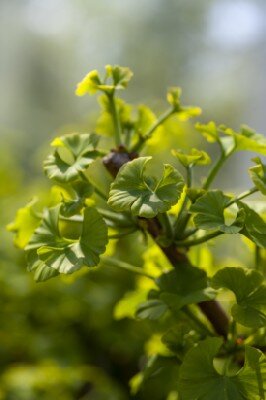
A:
249 157 266 195
172 148 211 167
75 70 102 96
105 64 133 89
75 65 133 96
212 267 266 328
44 133 101 183
223 125 266 156
108 157 185 218
7 198 41 249
195 121 236 155
167 87 201 120
135 104 157 135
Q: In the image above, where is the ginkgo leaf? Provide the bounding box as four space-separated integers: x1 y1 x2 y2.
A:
105 65 133 90
44 133 101 183
7 198 41 249
212 267 266 328
172 148 211 167
238 201 266 248
196 122 266 156
108 157 185 218
26 206 108 280
75 70 102 96
75 65 133 96
190 190 245 233
157 265 215 309
136 265 214 320
223 125 266 156
249 157 266 195
167 87 201 120
178 337 266 400
195 121 236 155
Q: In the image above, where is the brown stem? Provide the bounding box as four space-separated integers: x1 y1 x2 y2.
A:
103 148 229 338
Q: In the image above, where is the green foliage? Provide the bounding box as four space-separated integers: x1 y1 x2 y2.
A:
191 190 245 233
172 148 211 167
44 132 101 183
8 65 266 399
249 157 266 195
212 267 266 328
108 157 185 218
26 206 108 280
178 337 266 400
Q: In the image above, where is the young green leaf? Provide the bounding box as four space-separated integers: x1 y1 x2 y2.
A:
75 65 133 96
105 65 133 90
7 198 41 249
195 121 236 155
249 157 266 195
191 190 245 233
212 267 266 328
178 337 266 400
196 122 266 156
134 104 157 136
223 125 266 156
108 157 185 218
172 148 211 167
167 87 201 120
44 133 101 183
26 206 108 280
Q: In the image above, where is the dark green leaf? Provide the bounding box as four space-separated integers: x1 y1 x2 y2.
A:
191 190 245 233
238 201 266 248
212 267 266 328
178 337 266 399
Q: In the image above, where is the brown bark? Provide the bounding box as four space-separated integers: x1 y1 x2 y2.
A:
103 148 229 338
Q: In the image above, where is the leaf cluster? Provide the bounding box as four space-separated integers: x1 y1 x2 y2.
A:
9 65 266 399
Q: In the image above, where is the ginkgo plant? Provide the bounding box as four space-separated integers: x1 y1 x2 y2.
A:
9 65 266 400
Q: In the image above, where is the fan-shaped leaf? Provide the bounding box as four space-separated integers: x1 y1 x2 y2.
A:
137 265 214 320
172 148 211 167
108 157 184 218
7 198 41 249
26 206 108 280
212 267 266 328
191 190 245 233
44 133 101 183
75 65 133 96
178 337 266 400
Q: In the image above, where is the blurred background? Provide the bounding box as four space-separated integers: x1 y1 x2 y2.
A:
0 0 265 398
